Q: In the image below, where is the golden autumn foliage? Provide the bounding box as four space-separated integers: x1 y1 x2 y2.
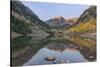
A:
68 19 96 33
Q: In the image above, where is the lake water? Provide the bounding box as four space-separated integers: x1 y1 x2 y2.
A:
23 47 87 65
11 35 96 66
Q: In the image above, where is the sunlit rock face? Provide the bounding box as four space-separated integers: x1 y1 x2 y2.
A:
46 16 71 28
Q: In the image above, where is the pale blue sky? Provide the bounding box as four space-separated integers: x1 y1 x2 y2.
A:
21 1 90 21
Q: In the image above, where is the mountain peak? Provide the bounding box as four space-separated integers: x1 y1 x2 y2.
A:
52 16 64 20
46 16 72 28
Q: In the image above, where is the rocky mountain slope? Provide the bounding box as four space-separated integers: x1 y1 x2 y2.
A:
77 6 96 23
68 6 96 34
11 1 50 35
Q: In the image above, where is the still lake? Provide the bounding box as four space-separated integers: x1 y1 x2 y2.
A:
11 35 96 66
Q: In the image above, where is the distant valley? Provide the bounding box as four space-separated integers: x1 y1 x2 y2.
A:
11 1 96 37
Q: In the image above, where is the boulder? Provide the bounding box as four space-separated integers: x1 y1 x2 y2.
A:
45 56 56 61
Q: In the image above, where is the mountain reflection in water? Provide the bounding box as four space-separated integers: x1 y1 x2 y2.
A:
11 35 96 66
23 47 87 65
